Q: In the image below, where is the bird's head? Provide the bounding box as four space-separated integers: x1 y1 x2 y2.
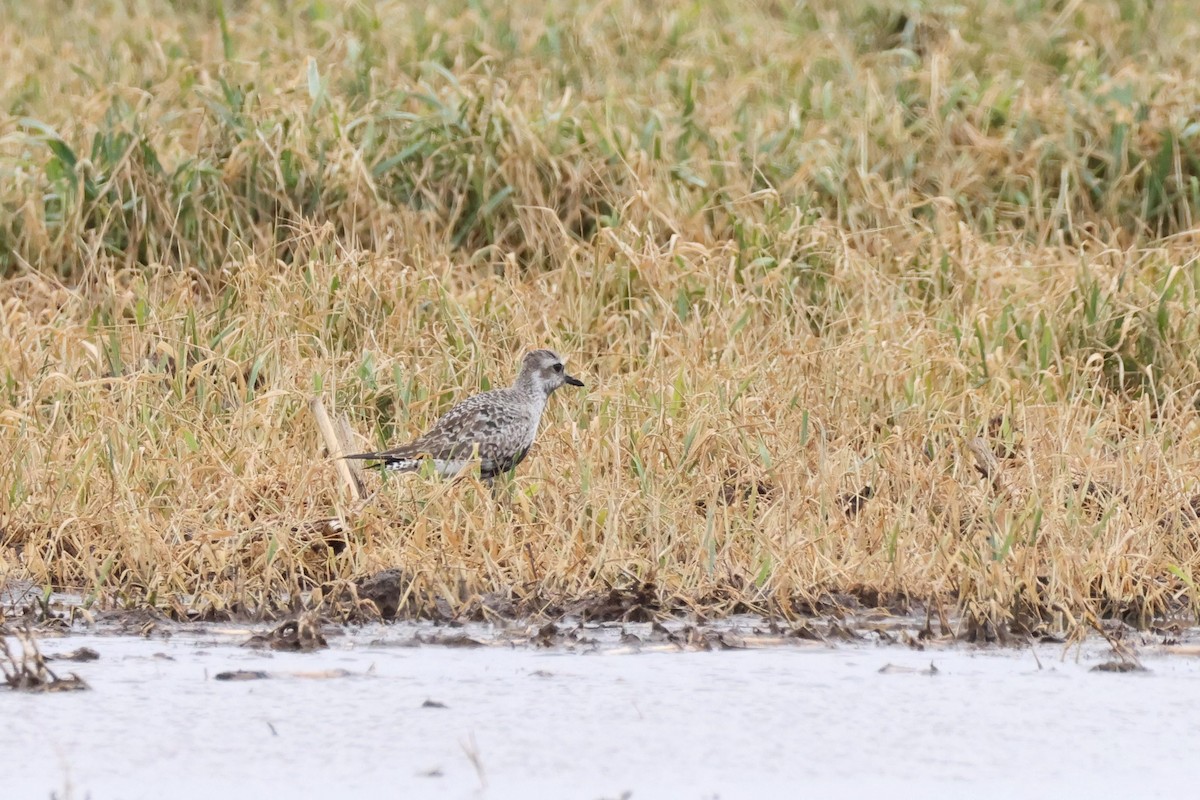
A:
518 349 585 397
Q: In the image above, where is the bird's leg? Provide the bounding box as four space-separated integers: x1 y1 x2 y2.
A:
487 470 519 501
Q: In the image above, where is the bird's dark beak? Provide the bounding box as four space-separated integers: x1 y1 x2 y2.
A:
565 374 585 388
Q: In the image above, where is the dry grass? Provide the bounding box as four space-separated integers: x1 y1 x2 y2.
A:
2 0 1200 634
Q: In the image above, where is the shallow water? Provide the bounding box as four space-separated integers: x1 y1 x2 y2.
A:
4 620 1199 799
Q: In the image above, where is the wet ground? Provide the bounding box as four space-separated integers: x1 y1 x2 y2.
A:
4 617 1199 799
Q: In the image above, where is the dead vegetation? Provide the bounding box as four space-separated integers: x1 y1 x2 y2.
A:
1 1 1200 641
0 627 90 692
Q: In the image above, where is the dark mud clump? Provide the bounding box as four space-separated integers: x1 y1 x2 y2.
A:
215 670 271 681
242 612 328 652
840 485 874 517
567 582 662 623
1091 660 1148 673
46 646 101 662
695 472 776 514
354 569 412 619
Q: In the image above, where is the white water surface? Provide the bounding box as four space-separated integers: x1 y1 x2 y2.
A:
4 621 1198 800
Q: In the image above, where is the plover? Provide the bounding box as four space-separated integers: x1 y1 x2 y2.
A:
344 349 585 483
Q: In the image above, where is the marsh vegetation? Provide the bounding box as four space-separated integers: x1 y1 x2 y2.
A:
2 1 1200 637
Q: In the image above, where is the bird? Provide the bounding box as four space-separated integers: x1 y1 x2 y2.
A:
344 349 585 484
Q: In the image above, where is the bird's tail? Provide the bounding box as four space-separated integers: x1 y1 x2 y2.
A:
343 449 426 473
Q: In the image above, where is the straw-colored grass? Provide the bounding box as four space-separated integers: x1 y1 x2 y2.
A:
3 0 1200 633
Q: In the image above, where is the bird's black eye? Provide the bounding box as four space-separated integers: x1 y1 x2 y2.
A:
553 363 564 373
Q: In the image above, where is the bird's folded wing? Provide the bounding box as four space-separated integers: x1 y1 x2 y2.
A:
346 393 530 468
421 399 530 464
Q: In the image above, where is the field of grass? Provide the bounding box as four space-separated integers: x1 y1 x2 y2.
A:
3 0 1200 635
